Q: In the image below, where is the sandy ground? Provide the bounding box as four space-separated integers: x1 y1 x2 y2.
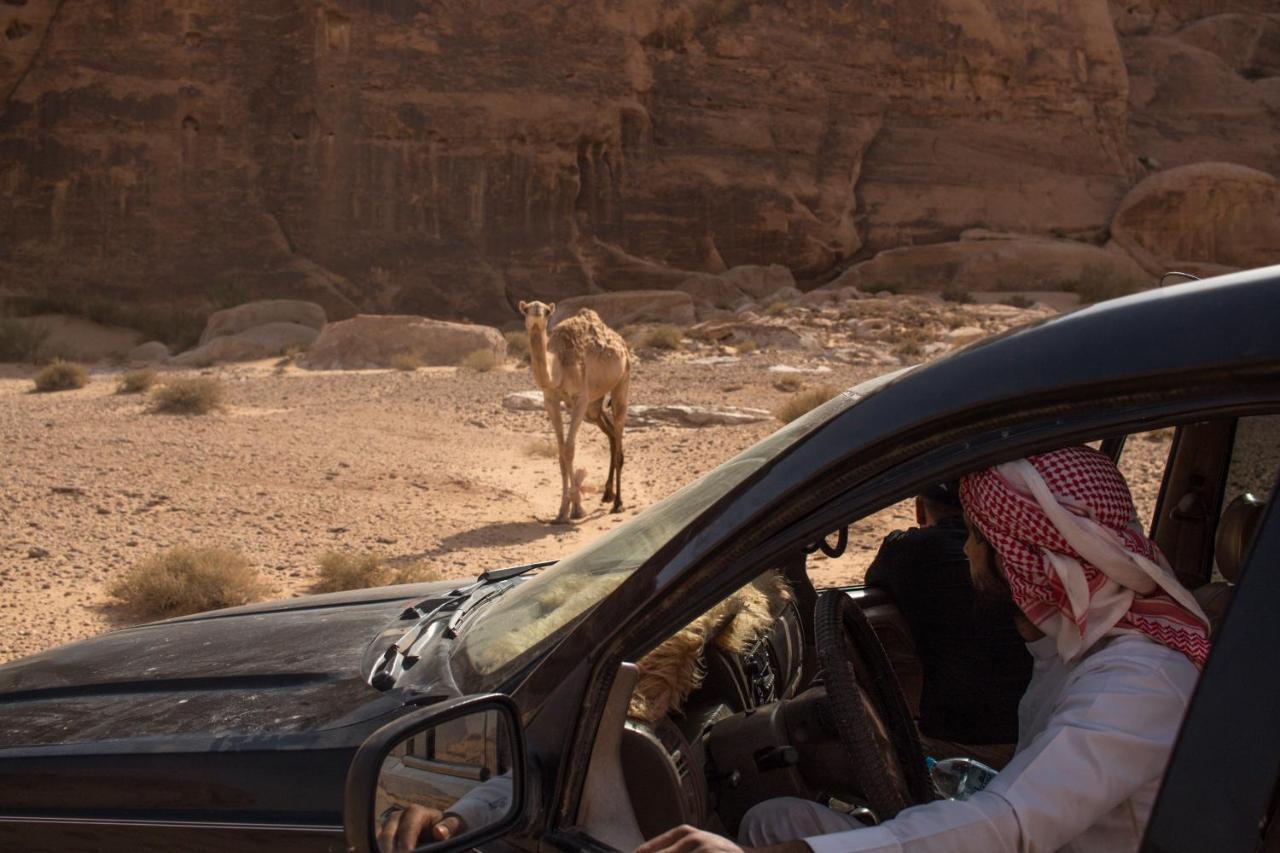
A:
0 297 1172 664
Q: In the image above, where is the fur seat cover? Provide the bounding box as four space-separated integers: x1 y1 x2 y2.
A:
628 571 792 722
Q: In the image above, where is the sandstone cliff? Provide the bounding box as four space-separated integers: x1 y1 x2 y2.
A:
1 0 1277 326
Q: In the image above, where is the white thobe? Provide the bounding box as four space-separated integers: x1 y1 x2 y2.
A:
742 633 1199 853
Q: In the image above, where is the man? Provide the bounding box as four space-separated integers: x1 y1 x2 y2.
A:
865 482 1030 762
639 446 1210 853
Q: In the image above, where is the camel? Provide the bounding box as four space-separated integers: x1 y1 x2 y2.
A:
518 300 630 524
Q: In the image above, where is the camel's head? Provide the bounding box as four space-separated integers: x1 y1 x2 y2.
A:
518 300 555 333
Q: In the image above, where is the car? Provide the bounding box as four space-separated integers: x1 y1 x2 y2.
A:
1 267 1278 853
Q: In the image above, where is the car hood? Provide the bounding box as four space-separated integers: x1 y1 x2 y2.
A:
0 580 462 748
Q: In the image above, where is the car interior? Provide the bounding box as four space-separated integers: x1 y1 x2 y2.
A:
570 413 1279 850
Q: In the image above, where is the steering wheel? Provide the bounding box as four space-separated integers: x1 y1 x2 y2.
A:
814 590 933 820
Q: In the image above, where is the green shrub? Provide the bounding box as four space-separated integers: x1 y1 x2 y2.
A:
110 546 267 618
116 369 157 394
774 385 838 424
151 377 225 414
765 301 790 316
32 359 88 392
1067 264 1146 304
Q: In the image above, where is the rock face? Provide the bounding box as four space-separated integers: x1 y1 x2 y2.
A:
128 341 171 365
171 322 319 366
199 300 326 346
549 291 696 330
829 233 1152 294
0 1 1274 320
301 315 504 370
1110 163 1280 275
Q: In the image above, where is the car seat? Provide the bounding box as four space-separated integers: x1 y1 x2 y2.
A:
1193 493 1267 635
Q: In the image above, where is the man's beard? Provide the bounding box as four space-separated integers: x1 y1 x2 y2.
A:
971 559 1022 623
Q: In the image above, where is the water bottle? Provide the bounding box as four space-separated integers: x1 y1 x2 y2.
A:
926 756 999 800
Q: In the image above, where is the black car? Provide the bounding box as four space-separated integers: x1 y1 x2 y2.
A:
2 268 1279 853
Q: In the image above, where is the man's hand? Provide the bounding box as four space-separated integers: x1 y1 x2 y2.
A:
376 804 465 853
634 824 808 853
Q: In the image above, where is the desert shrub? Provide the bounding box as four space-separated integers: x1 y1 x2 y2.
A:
116 369 157 394
765 301 790 316
110 546 267 618
735 336 758 354
32 359 88 392
504 330 531 361
629 324 684 350
774 385 838 424
1000 294 1035 309
0 318 50 362
524 438 558 458
151 376 225 414
1067 264 1146 304
773 375 804 393
390 353 422 371
940 288 975 304
461 348 502 372
892 340 925 360
314 551 442 593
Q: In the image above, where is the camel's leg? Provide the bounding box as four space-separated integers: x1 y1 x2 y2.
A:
609 372 629 514
544 395 572 524
564 395 591 520
587 400 617 502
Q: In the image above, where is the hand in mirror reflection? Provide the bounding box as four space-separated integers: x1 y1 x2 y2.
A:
374 708 515 852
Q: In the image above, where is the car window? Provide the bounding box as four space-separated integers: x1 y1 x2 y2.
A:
1225 415 1280 502
1117 427 1175 536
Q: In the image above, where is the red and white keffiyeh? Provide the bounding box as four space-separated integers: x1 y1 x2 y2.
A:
960 446 1210 668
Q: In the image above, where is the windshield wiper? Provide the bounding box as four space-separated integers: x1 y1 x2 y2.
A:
368 559 555 691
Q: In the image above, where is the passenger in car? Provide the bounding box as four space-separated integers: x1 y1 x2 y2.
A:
639 446 1211 853
865 481 1030 766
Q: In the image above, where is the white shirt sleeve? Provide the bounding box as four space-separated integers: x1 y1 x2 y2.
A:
804 642 1195 853
443 772 514 832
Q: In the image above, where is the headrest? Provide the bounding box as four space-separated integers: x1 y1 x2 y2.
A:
1215 493 1267 583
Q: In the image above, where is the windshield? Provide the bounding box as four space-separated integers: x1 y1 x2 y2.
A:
452 370 905 687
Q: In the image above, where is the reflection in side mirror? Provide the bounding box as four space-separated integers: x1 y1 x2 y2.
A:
346 696 525 853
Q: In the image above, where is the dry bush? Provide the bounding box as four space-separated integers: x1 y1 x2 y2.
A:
773 375 804 393
461 348 502 372
116 369 157 394
893 339 925 360
390 353 422 371
765 301 790 316
775 384 838 424
524 437 559 458
314 551 442 593
151 377 225 414
628 324 684 350
33 359 88 392
735 336 758 354
0 318 50 362
110 546 267 618
1000 294 1035 309
504 330 531 361
940 288 975 304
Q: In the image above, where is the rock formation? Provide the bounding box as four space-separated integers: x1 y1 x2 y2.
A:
0 0 1277 324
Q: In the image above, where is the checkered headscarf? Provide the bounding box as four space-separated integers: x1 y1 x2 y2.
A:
960 446 1210 667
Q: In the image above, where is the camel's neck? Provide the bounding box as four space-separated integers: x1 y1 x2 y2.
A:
528 326 554 389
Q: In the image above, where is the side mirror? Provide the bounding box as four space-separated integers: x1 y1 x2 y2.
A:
345 694 526 853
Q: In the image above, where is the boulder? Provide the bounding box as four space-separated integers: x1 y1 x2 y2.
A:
721 265 798 300
199 300 327 345
677 276 750 309
1174 14 1280 79
1110 162 1280 276
128 341 170 364
503 390 550 412
629 404 773 427
301 315 504 370
171 322 319 366
687 319 822 351
9 314 144 363
549 291 695 330
827 234 1151 296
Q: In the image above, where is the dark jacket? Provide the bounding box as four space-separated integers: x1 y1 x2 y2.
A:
866 516 1031 744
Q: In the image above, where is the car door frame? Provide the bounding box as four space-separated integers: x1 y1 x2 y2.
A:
530 376 1280 838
